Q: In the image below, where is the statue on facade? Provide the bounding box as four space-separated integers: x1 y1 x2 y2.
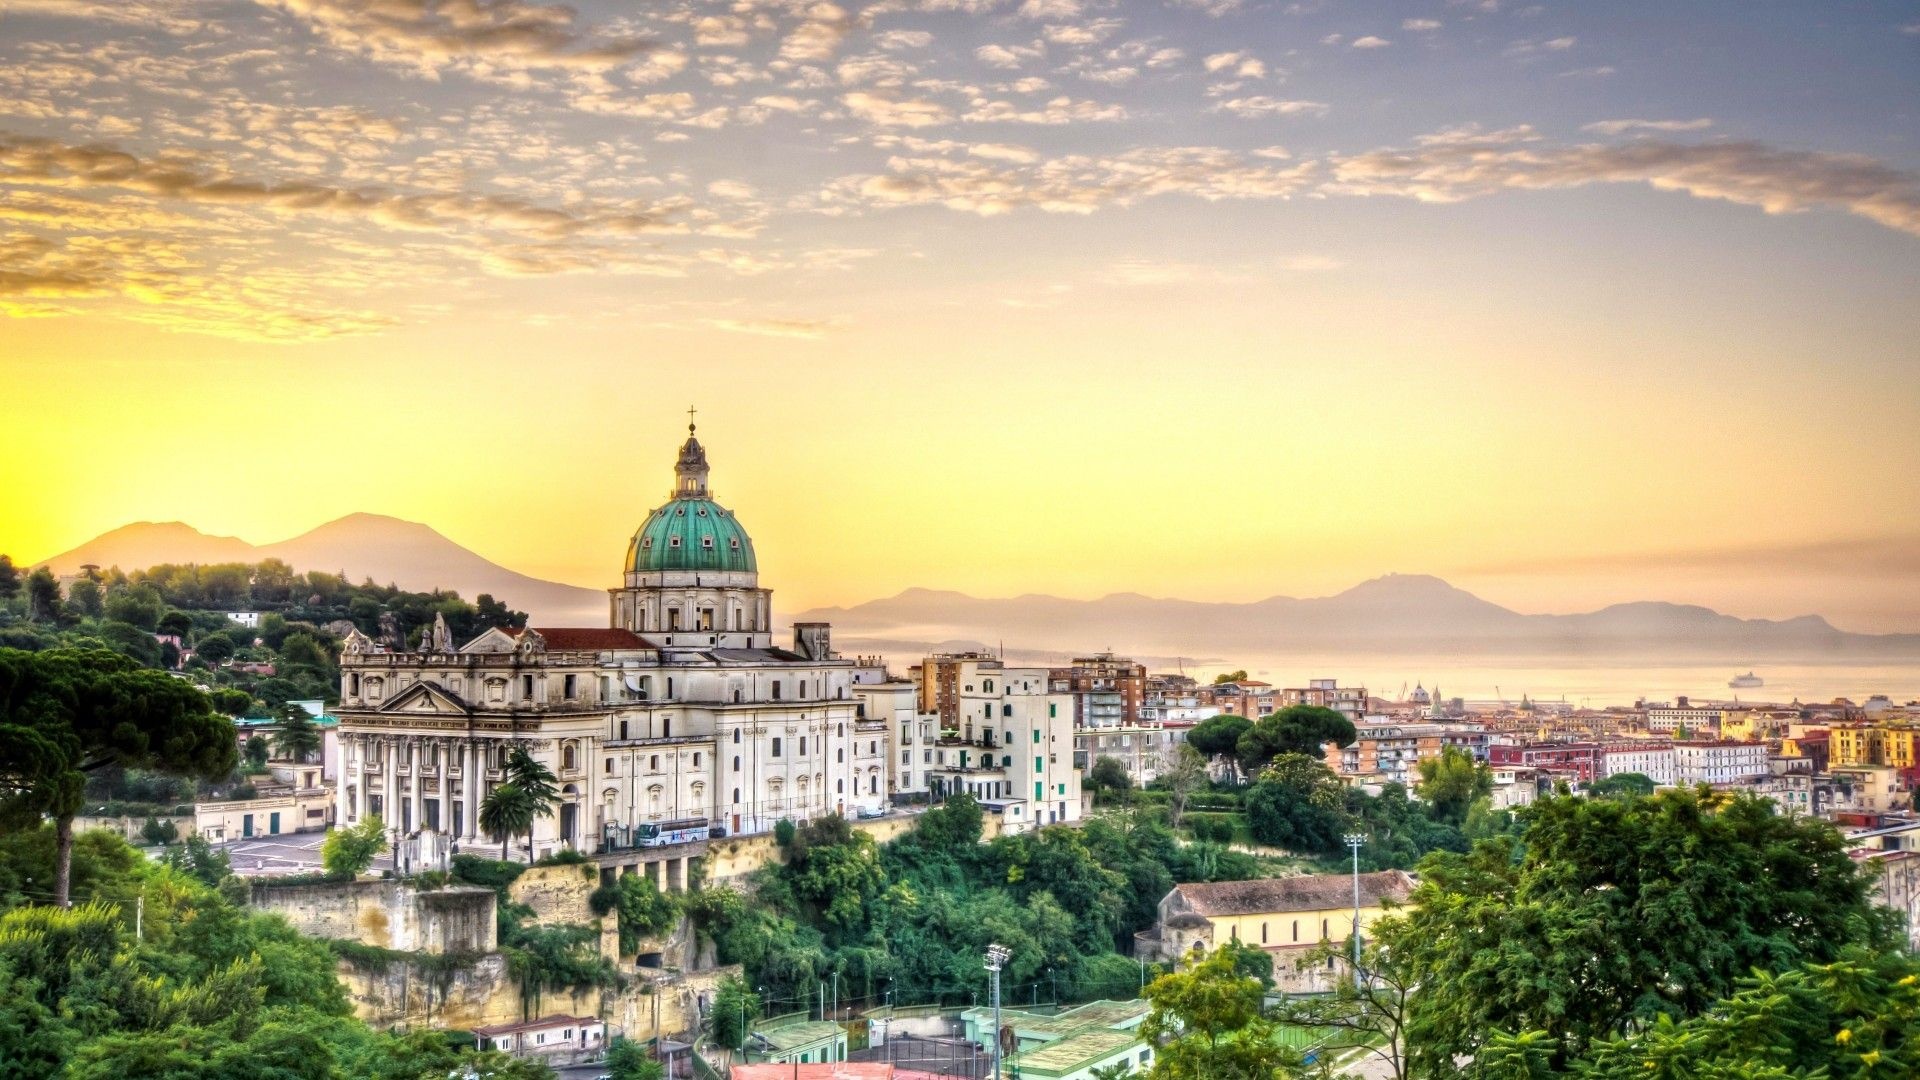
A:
376 611 404 651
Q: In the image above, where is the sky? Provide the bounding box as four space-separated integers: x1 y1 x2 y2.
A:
1 0 1917 631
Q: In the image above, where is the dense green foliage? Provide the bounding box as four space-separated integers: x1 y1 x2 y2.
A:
710 975 763 1050
1234 705 1356 776
0 557 525 711
320 814 387 878
1240 749 1482 870
0 827 551 1079
0 647 236 905
1381 788 1892 1074
447 855 621 1019
590 873 681 955
1139 947 1305 1079
603 1036 665 1080
694 798 1255 1011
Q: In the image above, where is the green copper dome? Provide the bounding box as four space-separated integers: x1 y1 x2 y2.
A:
626 425 758 573
627 497 757 573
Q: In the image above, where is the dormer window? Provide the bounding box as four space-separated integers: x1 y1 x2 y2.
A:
641 537 653 548
730 538 741 549
669 536 681 548
702 536 715 548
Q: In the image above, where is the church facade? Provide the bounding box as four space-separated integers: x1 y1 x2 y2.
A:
330 425 892 865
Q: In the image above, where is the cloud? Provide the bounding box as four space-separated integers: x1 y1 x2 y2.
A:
255 0 662 76
1203 51 1265 78
706 316 840 339
828 144 1314 216
1328 137 1920 237
0 0 209 34
1166 0 1243 15
779 2 856 62
1351 36 1391 49
963 95 1128 124
1583 118 1713 135
1402 18 1441 31
976 42 1043 68
843 91 951 127
1043 19 1123 46
1210 96 1329 119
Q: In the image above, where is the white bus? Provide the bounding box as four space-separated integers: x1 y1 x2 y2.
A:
637 818 708 847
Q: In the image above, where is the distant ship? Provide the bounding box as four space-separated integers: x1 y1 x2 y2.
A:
1728 671 1764 689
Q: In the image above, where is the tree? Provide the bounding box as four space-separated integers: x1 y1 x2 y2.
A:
1414 746 1491 827
1384 788 1890 1073
1212 671 1249 685
321 814 387 878
141 817 178 846
193 632 237 666
1586 772 1656 799
1162 744 1209 828
162 833 231 888
711 975 763 1050
1140 947 1304 1080
66 578 103 619
480 783 536 859
1235 705 1356 776
271 705 322 764
244 736 270 770
102 585 163 630
1274 935 1417 1080
605 1037 665 1080
502 746 559 855
1089 756 1133 803
207 687 252 715
0 647 236 906
1244 754 1348 853
27 567 61 622
156 610 192 638
0 554 19 603
1186 716 1251 782
1217 938 1275 991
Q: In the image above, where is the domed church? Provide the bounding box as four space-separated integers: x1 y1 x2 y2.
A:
331 424 892 883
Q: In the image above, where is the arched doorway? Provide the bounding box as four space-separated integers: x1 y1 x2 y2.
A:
560 784 579 847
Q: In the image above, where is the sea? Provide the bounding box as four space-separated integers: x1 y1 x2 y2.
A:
1185 657 1920 709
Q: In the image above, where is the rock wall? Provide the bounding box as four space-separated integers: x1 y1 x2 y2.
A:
249 879 497 953
508 862 600 924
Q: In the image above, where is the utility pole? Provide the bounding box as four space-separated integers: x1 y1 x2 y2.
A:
135 890 143 943
985 942 1010 1080
1344 832 1367 991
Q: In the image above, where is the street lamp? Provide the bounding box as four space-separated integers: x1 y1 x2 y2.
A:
985 943 1011 1080
1343 833 1367 991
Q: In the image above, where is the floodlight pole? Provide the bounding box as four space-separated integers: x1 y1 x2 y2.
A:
1344 833 1367 990
985 943 1010 1080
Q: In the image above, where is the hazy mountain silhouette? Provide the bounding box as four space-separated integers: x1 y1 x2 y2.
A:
793 573 1920 660
36 515 608 624
36 522 1920 658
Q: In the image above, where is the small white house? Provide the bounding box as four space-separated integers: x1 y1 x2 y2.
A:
472 1014 605 1058
228 611 262 629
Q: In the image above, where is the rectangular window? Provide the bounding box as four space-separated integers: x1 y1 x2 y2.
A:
772 737 783 758
1048 703 1056 718
1035 756 1044 774
563 674 577 699
1035 782 1043 800
799 736 807 755
772 681 782 700
1033 730 1041 744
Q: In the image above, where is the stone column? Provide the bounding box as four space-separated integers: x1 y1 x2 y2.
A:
463 741 480 845
382 738 397 827
407 738 423 836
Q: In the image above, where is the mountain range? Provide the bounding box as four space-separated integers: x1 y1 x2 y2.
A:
36 516 609 624
31 518 1920 661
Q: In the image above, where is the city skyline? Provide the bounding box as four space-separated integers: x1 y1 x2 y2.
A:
4 1 1918 629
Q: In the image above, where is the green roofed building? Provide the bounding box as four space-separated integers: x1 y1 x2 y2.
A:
960 998 1153 1080
743 1017 847 1066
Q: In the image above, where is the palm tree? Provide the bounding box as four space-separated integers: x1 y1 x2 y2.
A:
272 705 322 764
503 746 560 856
480 782 534 860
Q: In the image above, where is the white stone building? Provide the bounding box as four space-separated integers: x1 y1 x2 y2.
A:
1672 740 1769 785
1598 743 1675 785
331 427 884 872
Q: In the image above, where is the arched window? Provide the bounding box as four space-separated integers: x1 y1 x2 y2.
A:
693 752 702 768
732 788 740 804
732 729 741 745
733 756 740 772
837 779 844 794
562 743 577 771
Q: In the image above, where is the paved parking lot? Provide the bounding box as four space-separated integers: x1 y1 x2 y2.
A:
219 831 397 877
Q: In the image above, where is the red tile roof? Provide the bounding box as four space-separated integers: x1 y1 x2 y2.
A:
518 627 652 651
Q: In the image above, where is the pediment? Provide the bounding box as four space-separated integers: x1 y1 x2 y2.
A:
378 680 474 716
461 627 519 654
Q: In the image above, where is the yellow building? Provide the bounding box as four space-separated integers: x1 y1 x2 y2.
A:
1136 871 1415 993
1832 725 1882 767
